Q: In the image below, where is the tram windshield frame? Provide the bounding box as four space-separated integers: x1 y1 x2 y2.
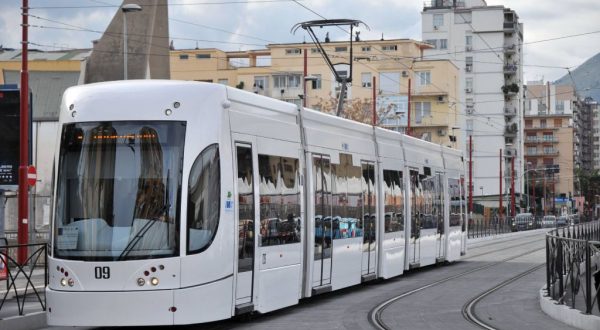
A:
53 121 185 261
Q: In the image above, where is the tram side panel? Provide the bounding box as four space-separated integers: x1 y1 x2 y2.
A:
227 92 304 314
301 110 378 293
375 129 407 279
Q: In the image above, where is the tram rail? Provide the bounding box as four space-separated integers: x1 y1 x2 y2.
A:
462 263 546 330
368 244 546 330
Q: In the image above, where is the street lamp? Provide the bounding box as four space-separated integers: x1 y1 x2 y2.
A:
121 4 142 80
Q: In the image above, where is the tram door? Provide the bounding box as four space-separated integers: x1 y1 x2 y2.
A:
234 144 256 310
408 169 421 268
312 155 333 292
361 162 377 280
435 173 446 262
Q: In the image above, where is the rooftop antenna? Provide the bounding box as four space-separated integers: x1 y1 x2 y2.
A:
292 19 370 117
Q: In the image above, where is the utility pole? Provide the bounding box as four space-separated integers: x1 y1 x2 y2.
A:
372 76 376 125
532 173 536 215
407 78 412 136
469 135 473 213
303 48 308 108
18 0 30 265
543 173 547 216
499 149 503 219
511 156 515 217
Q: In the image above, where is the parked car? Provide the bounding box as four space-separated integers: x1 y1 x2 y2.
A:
556 216 568 227
512 213 534 232
542 215 557 228
569 214 580 225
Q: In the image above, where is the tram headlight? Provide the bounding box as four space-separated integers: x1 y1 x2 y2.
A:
60 278 67 287
68 278 75 287
137 278 145 286
150 277 159 286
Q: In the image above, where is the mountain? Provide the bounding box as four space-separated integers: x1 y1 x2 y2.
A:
555 52 600 101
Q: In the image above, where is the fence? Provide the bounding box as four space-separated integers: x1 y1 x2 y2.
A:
0 241 47 316
546 221 600 315
467 217 514 238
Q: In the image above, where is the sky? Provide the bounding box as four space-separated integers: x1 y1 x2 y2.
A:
1 0 599 82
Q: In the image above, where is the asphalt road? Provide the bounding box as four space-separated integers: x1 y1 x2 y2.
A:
41 230 574 330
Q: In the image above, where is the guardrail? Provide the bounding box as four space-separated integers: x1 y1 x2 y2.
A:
546 221 600 315
0 241 47 316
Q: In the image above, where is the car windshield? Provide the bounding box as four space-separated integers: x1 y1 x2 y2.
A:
53 121 186 261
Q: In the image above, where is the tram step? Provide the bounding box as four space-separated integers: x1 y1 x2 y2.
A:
409 262 420 270
461 251 466 256
235 302 254 315
436 257 446 264
361 273 377 283
311 284 332 296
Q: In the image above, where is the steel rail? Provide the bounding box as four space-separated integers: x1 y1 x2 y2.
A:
368 246 545 330
462 263 546 329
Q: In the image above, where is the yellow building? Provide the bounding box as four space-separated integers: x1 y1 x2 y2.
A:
170 39 460 148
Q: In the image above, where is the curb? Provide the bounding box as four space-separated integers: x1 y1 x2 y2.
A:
539 286 600 330
0 311 46 330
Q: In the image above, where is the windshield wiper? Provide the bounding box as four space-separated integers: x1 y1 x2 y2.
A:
118 171 171 261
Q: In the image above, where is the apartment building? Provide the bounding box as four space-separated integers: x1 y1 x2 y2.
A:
523 81 576 214
170 39 460 147
421 0 524 200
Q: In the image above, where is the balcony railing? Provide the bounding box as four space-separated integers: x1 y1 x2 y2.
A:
503 64 517 74
526 149 559 156
504 44 516 54
423 0 465 10
503 22 515 30
504 107 516 116
525 136 559 143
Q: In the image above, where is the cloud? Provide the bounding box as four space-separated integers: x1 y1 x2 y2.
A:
0 0 598 83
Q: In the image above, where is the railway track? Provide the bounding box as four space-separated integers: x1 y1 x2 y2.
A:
368 243 546 330
462 263 546 329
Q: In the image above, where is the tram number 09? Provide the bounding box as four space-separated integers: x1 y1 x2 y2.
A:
94 266 110 279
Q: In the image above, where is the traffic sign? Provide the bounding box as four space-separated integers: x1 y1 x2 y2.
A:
27 165 36 186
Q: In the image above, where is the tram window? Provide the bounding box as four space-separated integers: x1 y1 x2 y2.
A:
331 156 361 240
421 175 436 229
342 154 363 238
362 163 376 247
410 170 422 238
187 144 220 254
237 146 254 272
384 169 404 233
314 156 332 259
259 155 301 246
435 173 445 234
449 178 462 227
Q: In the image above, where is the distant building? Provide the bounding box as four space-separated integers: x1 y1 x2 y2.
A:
170 39 461 148
421 0 524 205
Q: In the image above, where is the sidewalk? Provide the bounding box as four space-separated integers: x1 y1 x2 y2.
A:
0 267 47 330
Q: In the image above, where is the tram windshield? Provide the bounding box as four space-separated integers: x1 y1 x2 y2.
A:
53 121 185 261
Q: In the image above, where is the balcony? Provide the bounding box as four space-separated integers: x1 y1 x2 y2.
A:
504 44 516 54
465 65 473 73
504 106 516 117
503 64 517 75
503 22 516 32
423 0 465 10
524 136 559 144
526 149 559 157
504 123 518 137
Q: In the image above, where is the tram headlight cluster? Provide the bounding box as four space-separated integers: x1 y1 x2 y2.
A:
60 277 75 287
137 264 165 287
57 266 75 287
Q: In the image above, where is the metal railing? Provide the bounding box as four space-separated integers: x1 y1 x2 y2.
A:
0 242 48 316
467 217 515 239
546 221 600 315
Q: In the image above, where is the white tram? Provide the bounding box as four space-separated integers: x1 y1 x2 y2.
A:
46 80 468 326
